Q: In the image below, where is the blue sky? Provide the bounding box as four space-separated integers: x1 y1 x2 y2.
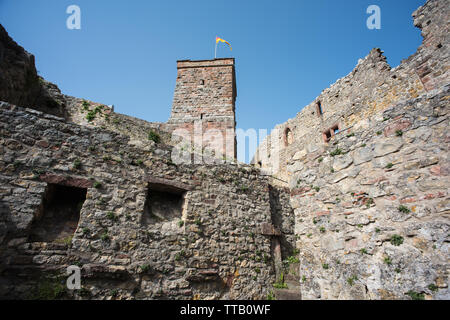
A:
0 0 424 162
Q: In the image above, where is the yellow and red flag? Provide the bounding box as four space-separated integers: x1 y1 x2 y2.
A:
216 37 232 51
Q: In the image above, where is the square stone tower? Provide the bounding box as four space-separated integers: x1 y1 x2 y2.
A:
168 58 237 160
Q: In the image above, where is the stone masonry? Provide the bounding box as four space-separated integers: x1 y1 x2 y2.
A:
253 0 449 300
0 0 448 301
168 59 237 160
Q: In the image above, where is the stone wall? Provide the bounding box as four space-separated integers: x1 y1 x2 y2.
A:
251 0 449 300
253 0 449 184
0 102 293 300
0 25 65 117
292 85 449 299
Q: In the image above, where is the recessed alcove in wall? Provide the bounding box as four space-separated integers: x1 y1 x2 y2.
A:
142 180 187 225
323 124 340 143
29 184 86 242
284 128 293 146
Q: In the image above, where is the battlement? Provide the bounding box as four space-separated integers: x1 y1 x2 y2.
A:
176 58 235 69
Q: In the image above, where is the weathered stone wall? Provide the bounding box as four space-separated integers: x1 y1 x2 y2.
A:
0 25 66 117
292 85 449 299
168 59 237 160
0 102 292 300
253 0 449 184
252 0 449 300
64 95 173 147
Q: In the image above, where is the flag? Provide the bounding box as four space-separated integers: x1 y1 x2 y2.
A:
216 37 232 51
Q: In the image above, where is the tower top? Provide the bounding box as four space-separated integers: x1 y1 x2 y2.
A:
176 58 235 69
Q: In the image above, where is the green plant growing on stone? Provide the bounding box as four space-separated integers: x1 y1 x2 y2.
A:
307 233 312 238
148 130 161 143
360 248 368 255
396 130 403 136
86 110 96 122
286 256 299 264
110 289 119 298
107 211 118 222
395 267 401 273
384 256 392 265
318 157 323 163
366 198 374 208
82 100 90 110
428 284 438 292
314 186 320 192
330 148 342 157
82 227 90 235
178 220 184 227
375 228 381 233
272 273 288 289
322 263 329 270
73 159 82 169
93 181 102 189
390 234 404 246
100 231 110 241
376 131 382 135
194 219 201 226
32 277 66 300
361 143 366 147
406 290 424 300
386 163 394 169
347 275 358 286
267 291 275 300
302 276 306 282
319 227 326 233
312 218 317 224
140 264 151 273
398 205 410 213
62 236 72 246
175 250 185 261
330 168 335 173
347 132 355 137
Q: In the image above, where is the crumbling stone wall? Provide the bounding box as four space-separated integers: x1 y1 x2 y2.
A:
252 0 449 300
291 86 449 299
253 0 449 184
0 102 292 300
0 25 65 117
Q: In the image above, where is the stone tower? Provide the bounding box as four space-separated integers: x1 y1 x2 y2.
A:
168 58 237 160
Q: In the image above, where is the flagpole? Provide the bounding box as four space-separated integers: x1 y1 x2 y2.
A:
214 36 217 59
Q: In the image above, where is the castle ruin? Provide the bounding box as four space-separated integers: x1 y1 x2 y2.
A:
0 0 448 300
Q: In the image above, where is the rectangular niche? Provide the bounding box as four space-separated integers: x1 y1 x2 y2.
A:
30 184 87 243
142 181 187 225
